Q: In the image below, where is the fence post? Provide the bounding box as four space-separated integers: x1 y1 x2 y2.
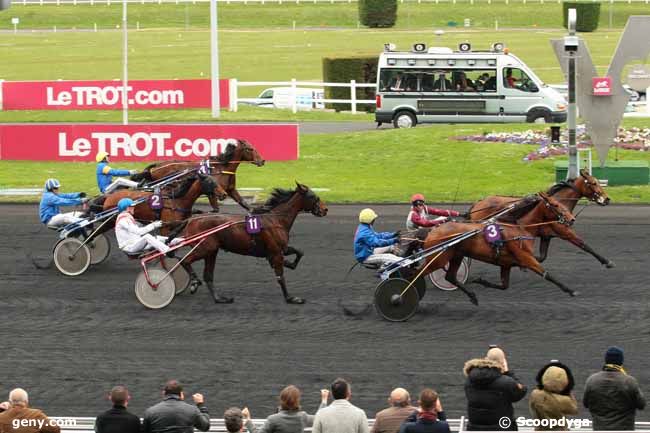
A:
229 78 238 112
350 80 357 114
291 78 297 114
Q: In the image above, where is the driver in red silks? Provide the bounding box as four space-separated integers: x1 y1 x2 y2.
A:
406 194 463 231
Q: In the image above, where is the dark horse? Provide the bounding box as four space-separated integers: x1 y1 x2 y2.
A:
415 192 612 306
131 139 265 211
468 169 610 262
172 183 328 304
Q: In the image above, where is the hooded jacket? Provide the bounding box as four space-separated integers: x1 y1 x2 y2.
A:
464 358 528 431
529 363 578 430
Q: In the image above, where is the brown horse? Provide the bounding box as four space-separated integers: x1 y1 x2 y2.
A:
98 173 226 236
468 169 610 261
415 192 611 305
172 183 328 304
131 139 265 211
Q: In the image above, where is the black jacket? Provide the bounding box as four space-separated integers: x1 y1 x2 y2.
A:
143 395 210 433
584 368 645 430
464 358 528 431
95 405 142 433
399 411 449 433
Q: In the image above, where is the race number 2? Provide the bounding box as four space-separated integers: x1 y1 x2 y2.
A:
148 193 163 210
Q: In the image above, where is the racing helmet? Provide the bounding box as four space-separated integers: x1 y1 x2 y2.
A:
359 208 378 224
96 151 109 163
411 193 425 204
117 198 135 212
44 178 61 191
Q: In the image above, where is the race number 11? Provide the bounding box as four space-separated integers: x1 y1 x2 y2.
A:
245 215 262 234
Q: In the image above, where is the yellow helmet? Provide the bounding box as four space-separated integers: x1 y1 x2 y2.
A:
95 151 109 163
359 208 378 224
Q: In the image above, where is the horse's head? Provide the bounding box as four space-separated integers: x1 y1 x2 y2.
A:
199 173 227 202
238 139 265 167
577 169 610 206
539 192 575 226
296 182 327 217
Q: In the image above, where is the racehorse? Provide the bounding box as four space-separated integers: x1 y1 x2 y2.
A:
131 139 265 211
414 192 612 306
467 169 610 261
171 183 328 304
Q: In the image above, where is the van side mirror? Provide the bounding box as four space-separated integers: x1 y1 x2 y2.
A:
0 0 11 10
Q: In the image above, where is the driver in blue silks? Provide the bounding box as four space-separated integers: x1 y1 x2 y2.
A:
354 208 401 267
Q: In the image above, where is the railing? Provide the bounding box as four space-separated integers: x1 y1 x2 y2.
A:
230 79 375 114
10 0 650 4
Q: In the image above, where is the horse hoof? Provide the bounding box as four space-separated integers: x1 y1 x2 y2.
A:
214 295 234 304
469 295 479 306
606 260 616 269
286 296 305 305
570 290 579 297
189 281 202 294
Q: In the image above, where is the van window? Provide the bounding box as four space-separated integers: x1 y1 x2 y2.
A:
379 68 497 92
260 90 273 99
503 68 539 93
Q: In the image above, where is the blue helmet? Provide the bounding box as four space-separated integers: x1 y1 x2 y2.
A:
44 178 61 191
117 198 135 212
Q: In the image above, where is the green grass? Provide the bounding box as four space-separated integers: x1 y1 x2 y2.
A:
3 120 650 203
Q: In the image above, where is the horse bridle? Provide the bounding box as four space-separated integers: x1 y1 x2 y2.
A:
542 197 573 226
581 176 606 203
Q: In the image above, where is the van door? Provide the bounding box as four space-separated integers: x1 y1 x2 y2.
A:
499 67 542 122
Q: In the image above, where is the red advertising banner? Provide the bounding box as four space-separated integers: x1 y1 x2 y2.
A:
0 124 298 161
1 79 229 110
592 77 612 96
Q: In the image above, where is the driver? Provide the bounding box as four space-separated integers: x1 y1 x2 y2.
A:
115 198 179 255
406 194 462 230
96 151 140 194
39 178 88 228
354 208 402 267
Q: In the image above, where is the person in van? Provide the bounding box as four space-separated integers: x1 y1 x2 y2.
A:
454 71 475 92
421 73 435 92
433 74 452 91
483 75 497 91
505 68 519 89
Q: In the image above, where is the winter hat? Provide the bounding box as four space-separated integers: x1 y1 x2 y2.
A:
542 366 569 393
605 346 624 365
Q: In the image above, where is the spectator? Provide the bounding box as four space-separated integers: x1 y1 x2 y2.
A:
372 388 417 433
0 402 8 413
245 385 328 433
0 388 60 433
94 385 141 433
584 347 646 430
529 361 578 431
464 347 527 430
398 389 450 433
224 407 246 433
142 380 210 433
312 378 369 433
433 74 452 92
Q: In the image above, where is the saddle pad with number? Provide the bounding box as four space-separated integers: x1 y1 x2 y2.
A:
148 191 163 210
483 223 503 245
245 215 262 234
199 159 211 175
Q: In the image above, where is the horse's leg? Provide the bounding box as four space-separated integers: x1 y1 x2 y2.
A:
181 262 203 294
283 246 304 270
536 236 551 262
510 248 578 297
203 251 233 304
269 253 304 304
445 255 479 306
554 228 615 268
473 266 511 291
229 189 250 212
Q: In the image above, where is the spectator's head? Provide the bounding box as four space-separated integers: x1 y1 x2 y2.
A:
486 347 507 372
279 385 301 411
109 385 130 407
506 68 513 77
224 407 244 432
605 346 624 366
163 380 184 400
8 389 28 408
418 389 438 412
541 366 569 394
388 388 411 408
331 378 351 401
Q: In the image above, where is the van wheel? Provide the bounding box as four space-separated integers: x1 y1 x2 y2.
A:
393 111 416 129
527 109 552 123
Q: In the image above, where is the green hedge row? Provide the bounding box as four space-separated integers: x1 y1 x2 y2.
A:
322 56 379 113
358 0 398 28
562 2 601 32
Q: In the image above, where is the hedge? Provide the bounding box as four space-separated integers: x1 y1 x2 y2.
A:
322 56 379 112
358 0 398 28
562 2 601 32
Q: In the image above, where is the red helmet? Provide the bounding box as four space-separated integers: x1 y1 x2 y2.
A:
411 193 425 204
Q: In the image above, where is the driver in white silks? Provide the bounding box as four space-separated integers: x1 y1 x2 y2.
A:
115 198 182 255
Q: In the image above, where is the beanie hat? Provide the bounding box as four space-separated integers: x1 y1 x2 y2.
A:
605 346 624 365
541 366 569 393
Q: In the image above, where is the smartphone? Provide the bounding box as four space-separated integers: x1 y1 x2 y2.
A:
488 344 499 349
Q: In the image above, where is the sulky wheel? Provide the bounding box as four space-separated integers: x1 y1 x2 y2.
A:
374 278 420 322
134 268 176 309
53 238 91 276
429 257 471 291
158 257 191 295
87 233 111 265
394 269 427 300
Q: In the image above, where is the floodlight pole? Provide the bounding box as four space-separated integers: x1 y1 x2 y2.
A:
210 0 220 118
122 0 129 125
566 8 578 179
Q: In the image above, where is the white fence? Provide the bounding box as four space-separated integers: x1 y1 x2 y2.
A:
11 0 650 4
230 79 375 114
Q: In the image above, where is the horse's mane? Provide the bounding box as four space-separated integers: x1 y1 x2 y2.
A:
251 187 296 214
547 179 576 196
498 195 541 223
167 174 197 198
212 142 238 163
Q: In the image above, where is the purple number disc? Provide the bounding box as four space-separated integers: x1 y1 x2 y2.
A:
484 224 502 243
245 215 262 234
148 193 163 210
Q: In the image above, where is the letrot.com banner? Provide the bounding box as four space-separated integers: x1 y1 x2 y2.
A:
0 124 298 161
0 79 229 110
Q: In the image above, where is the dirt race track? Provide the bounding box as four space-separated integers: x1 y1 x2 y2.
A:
1 203 649 419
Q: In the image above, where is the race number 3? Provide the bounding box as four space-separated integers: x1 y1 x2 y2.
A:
245 215 262 234
484 223 502 243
